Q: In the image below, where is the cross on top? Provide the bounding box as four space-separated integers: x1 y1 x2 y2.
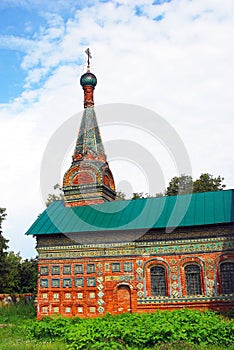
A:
85 48 92 68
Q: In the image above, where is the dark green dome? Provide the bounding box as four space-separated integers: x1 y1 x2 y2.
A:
80 72 97 87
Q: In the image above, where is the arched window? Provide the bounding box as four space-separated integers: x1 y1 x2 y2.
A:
185 264 201 296
220 262 234 295
150 266 166 296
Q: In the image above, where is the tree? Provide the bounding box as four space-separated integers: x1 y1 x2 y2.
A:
115 191 126 201
132 192 145 200
0 208 9 293
3 251 21 294
20 258 38 294
0 209 38 294
165 173 226 196
193 173 226 193
165 175 193 196
46 183 64 207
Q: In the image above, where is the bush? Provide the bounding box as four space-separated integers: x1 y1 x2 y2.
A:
27 309 234 350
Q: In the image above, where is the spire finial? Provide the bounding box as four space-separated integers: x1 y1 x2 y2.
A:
85 48 92 72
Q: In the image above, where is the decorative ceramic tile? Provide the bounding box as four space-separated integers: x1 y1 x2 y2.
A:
97 284 103 290
137 283 143 290
172 282 178 288
98 291 104 298
53 293 59 300
98 306 104 313
52 265 60 275
40 279 48 288
136 260 143 266
75 277 84 287
87 264 96 273
63 278 72 288
40 266 49 275
87 277 96 287
124 262 133 272
74 264 84 274
98 299 104 306
136 267 143 274
104 262 110 271
112 262 120 272
171 266 177 273
97 277 103 283
52 279 60 287
137 291 144 297
63 265 71 274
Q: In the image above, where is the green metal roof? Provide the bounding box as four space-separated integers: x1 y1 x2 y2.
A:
26 189 234 236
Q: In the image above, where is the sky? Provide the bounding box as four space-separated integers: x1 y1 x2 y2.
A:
0 0 234 259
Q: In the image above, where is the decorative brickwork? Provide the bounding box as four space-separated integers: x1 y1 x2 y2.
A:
36 224 234 319
63 63 116 207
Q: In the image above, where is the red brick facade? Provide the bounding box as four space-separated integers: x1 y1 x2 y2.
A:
36 226 234 319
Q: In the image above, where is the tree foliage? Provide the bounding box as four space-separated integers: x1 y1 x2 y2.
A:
115 191 126 201
0 208 9 293
46 183 64 207
166 175 193 196
20 258 38 294
166 173 226 196
0 207 38 294
193 173 226 193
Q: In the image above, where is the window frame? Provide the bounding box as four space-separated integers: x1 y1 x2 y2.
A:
150 265 167 297
184 263 202 296
112 262 120 272
219 261 234 295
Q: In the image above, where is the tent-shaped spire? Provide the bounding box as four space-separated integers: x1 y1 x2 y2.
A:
63 49 116 207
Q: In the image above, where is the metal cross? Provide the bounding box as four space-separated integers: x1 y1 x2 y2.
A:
85 48 92 67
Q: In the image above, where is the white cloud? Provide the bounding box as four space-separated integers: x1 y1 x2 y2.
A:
0 0 234 258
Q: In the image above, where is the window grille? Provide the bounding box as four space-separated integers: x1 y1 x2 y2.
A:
52 265 60 275
63 278 72 288
40 278 48 288
150 266 166 296
52 279 60 288
75 264 84 274
112 263 120 272
63 265 71 274
40 266 49 275
185 264 202 295
75 278 84 287
220 262 234 295
87 277 96 287
124 262 133 272
87 264 95 273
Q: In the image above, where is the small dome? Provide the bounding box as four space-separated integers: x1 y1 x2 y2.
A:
80 72 97 88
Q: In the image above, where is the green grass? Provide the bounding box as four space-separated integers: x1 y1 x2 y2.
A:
0 301 67 349
0 304 233 350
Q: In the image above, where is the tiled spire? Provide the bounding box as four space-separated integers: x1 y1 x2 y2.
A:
63 49 116 207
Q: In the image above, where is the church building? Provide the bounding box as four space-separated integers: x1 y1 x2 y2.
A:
26 51 234 319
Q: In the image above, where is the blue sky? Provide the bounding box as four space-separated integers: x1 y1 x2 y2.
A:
0 0 234 258
0 0 170 102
